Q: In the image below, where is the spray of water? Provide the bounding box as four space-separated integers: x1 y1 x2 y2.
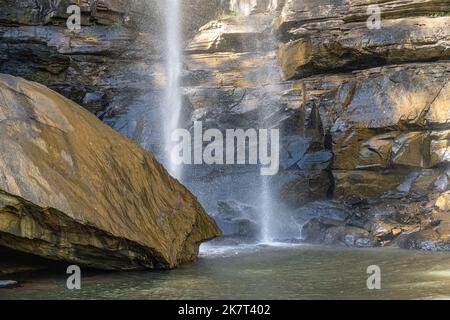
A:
230 0 257 16
260 165 275 243
230 0 278 16
164 0 183 179
228 0 280 243
267 0 278 11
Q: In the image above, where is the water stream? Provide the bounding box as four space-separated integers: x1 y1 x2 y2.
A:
163 0 183 179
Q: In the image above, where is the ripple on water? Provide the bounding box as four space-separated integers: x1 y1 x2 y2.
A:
3 246 450 300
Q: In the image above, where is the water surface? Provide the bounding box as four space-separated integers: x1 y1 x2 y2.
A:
2 244 450 300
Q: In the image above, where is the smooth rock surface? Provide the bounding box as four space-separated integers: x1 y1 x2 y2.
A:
0 74 221 270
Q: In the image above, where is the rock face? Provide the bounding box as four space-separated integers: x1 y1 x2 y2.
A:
276 0 450 79
180 3 311 229
295 62 450 199
0 0 225 113
274 0 450 249
215 200 260 241
180 0 449 249
0 74 220 270
1 0 449 251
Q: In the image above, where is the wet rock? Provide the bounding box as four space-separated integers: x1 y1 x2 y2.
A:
232 218 260 239
215 200 259 240
297 150 332 171
302 218 376 248
83 91 106 110
185 1 450 250
0 0 62 25
333 130 396 170
334 168 448 198
301 218 343 244
184 51 282 88
397 191 450 251
0 280 18 289
334 170 405 198
369 221 404 242
293 201 350 225
0 74 221 270
396 229 450 252
435 168 450 192
0 24 163 113
322 63 450 132
217 200 258 221
281 170 332 207
330 226 375 248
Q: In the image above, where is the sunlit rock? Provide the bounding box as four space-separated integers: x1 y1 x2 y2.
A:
276 0 450 80
0 74 221 270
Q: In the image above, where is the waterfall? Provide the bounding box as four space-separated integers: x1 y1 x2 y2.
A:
230 0 257 16
267 0 278 11
164 0 183 179
260 162 275 243
230 0 278 16
228 0 281 243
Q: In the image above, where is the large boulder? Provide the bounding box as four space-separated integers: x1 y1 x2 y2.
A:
0 74 221 270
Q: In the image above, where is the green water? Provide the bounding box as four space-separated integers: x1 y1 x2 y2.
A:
2 244 450 300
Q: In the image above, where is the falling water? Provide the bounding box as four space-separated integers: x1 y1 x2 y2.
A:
229 0 257 16
229 0 278 16
260 160 275 243
262 0 280 244
267 0 278 11
228 0 280 243
164 0 183 179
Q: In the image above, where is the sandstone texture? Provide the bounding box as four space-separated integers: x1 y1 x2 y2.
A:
275 0 450 249
0 0 224 114
182 0 449 248
276 0 450 79
0 74 220 270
